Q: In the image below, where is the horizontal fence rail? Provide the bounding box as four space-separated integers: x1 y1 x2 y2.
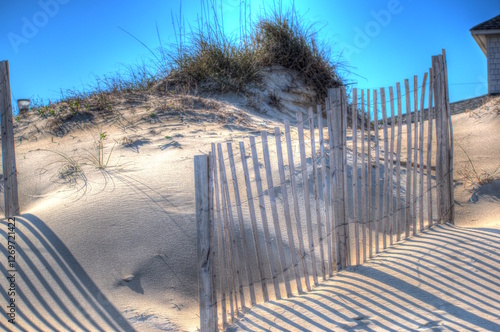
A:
195 50 454 331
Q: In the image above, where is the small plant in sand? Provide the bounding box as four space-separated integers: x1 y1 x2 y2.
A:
457 143 500 188
82 129 117 170
37 107 46 117
69 99 81 115
36 105 56 117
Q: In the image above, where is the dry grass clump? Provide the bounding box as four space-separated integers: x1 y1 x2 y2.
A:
168 36 259 93
166 1 343 102
254 11 343 100
457 143 500 189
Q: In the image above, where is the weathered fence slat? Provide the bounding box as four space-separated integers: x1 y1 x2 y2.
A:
389 86 396 246
211 144 228 327
380 87 390 250
0 60 20 219
208 151 218 330
396 83 403 242
329 89 347 269
434 57 442 223
195 154 216 332
427 68 434 228
413 75 419 236
326 107 338 271
443 49 454 224
249 136 282 300
366 89 373 259
351 89 360 265
418 73 428 232
360 90 367 262
404 79 412 239
217 145 238 319
341 88 350 266
373 90 381 254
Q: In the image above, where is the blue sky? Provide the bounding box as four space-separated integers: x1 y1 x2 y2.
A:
1 0 498 114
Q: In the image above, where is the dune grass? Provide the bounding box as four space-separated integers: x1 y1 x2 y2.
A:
25 0 344 119
166 0 344 101
457 142 500 188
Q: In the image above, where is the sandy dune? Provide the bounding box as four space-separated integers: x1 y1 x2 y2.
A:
0 90 499 331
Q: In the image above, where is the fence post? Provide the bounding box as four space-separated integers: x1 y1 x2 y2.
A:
328 87 348 269
432 54 453 224
442 49 454 224
0 60 20 219
195 154 216 332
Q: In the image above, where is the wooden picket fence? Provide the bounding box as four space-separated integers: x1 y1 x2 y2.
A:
194 50 454 331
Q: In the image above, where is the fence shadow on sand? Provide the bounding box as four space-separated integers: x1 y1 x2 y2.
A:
0 214 135 331
229 224 500 331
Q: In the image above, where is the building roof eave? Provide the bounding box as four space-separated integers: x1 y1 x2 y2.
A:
471 33 487 56
470 29 500 35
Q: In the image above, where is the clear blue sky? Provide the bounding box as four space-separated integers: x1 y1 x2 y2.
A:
1 0 498 113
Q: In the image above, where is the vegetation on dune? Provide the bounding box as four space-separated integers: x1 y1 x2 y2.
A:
167 2 344 101
25 0 344 117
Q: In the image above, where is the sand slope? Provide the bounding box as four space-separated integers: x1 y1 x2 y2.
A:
1 92 287 331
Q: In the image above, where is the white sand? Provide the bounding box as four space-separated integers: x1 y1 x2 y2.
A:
0 90 498 331
0 92 287 331
229 224 500 331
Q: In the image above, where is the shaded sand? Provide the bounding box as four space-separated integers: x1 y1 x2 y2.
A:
229 224 500 331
